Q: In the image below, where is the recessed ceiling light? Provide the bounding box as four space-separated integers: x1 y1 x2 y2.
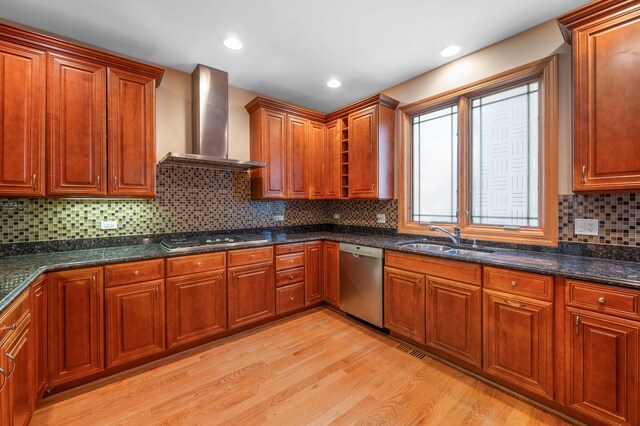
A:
327 79 341 88
223 36 243 50
440 45 461 57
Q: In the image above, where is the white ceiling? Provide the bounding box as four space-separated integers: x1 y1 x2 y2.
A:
0 0 589 112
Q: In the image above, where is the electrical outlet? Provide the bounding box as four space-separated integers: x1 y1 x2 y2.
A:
273 215 284 222
575 218 599 236
333 213 340 220
100 220 118 230
376 213 386 224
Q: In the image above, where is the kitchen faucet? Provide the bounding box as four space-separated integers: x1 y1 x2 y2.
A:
429 225 462 246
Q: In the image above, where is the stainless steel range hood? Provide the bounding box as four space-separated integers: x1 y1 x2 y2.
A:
158 65 265 170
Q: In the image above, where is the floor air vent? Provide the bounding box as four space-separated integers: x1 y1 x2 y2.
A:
395 344 426 360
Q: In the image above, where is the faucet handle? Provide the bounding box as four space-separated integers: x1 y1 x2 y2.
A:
452 226 461 235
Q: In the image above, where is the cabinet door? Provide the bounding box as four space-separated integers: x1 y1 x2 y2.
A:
105 280 165 368
286 115 308 199
384 267 426 345
47 53 106 196
483 289 553 400
304 241 323 306
426 277 481 369
573 9 640 191
0 41 45 196
322 241 340 307
107 68 156 197
324 120 341 199
30 276 47 400
307 121 325 199
228 262 275 330
258 109 287 198
1 315 33 426
48 267 104 386
166 271 227 350
567 308 639 425
348 105 378 199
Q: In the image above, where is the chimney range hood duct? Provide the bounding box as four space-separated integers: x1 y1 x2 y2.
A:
158 64 266 170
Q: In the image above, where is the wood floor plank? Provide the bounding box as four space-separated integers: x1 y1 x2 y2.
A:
31 308 573 426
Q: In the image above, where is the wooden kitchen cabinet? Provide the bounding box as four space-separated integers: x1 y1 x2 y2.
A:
559 2 640 191
322 241 340 307
426 276 482 369
483 289 554 400
228 259 275 330
307 121 326 199
304 241 323 306
0 40 46 197
286 115 308 199
105 280 166 368
324 120 341 199
166 270 227 350
30 276 47 400
107 68 156 197
47 52 107 196
384 266 426 345
48 267 104 387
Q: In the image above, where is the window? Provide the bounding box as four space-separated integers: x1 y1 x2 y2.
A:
399 56 558 246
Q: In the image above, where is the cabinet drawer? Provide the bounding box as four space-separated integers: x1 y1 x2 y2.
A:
385 250 481 285
276 283 305 315
566 279 640 321
484 267 553 301
276 252 305 271
275 243 304 255
228 246 273 267
105 259 164 287
166 252 226 277
0 290 29 344
276 267 305 287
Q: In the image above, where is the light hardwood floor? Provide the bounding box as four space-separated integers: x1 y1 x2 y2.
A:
32 308 572 425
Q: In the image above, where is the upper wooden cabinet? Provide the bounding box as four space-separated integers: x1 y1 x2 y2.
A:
0 21 164 198
0 40 45 197
558 1 640 191
246 94 398 200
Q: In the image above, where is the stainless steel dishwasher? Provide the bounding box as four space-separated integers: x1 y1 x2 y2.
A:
339 243 384 327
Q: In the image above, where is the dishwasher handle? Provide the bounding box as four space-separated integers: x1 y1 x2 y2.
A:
339 243 383 258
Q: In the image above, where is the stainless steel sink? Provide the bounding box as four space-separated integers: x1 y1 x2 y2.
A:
397 241 493 256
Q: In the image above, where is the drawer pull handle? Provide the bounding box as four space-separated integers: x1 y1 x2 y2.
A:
511 281 517 287
289 247 294 251
0 324 16 332
155 285 159 299
505 300 525 308
31 174 37 189
575 315 580 336
133 270 140 276
581 165 586 184
250 255 255 259
219 274 224 285
0 368 6 392
289 260 294 264
598 297 606 304
6 354 15 377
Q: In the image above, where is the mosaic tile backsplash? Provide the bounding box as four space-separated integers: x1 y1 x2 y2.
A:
0 164 637 247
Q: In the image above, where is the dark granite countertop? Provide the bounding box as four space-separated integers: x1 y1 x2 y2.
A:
2 231 640 313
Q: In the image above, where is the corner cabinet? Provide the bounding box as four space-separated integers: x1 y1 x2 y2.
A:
0 21 164 198
559 1 640 191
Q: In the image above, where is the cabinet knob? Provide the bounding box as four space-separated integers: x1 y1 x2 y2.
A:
196 262 202 267
289 275 294 280
96 175 100 189
511 281 517 287
598 296 606 304
290 260 294 264
250 255 255 259
133 270 140 276
289 297 294 301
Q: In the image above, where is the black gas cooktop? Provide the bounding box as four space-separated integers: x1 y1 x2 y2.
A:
160 234 268 252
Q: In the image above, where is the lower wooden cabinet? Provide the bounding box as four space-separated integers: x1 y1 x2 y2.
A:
322 241 340 307
383 266 426 345
48 267 104 387
276 282 305 315
304 241 323 306
30 276 47 400
566 308 639 426
0 310 33 426
483 289 554 400
426 276 481 369
228 262 275 330
166 271 227 350
105 280 165 368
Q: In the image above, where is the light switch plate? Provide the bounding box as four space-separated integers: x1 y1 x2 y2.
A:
376 213 386 224
100 221 118 230
575 219 599 236
273 215 284 222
